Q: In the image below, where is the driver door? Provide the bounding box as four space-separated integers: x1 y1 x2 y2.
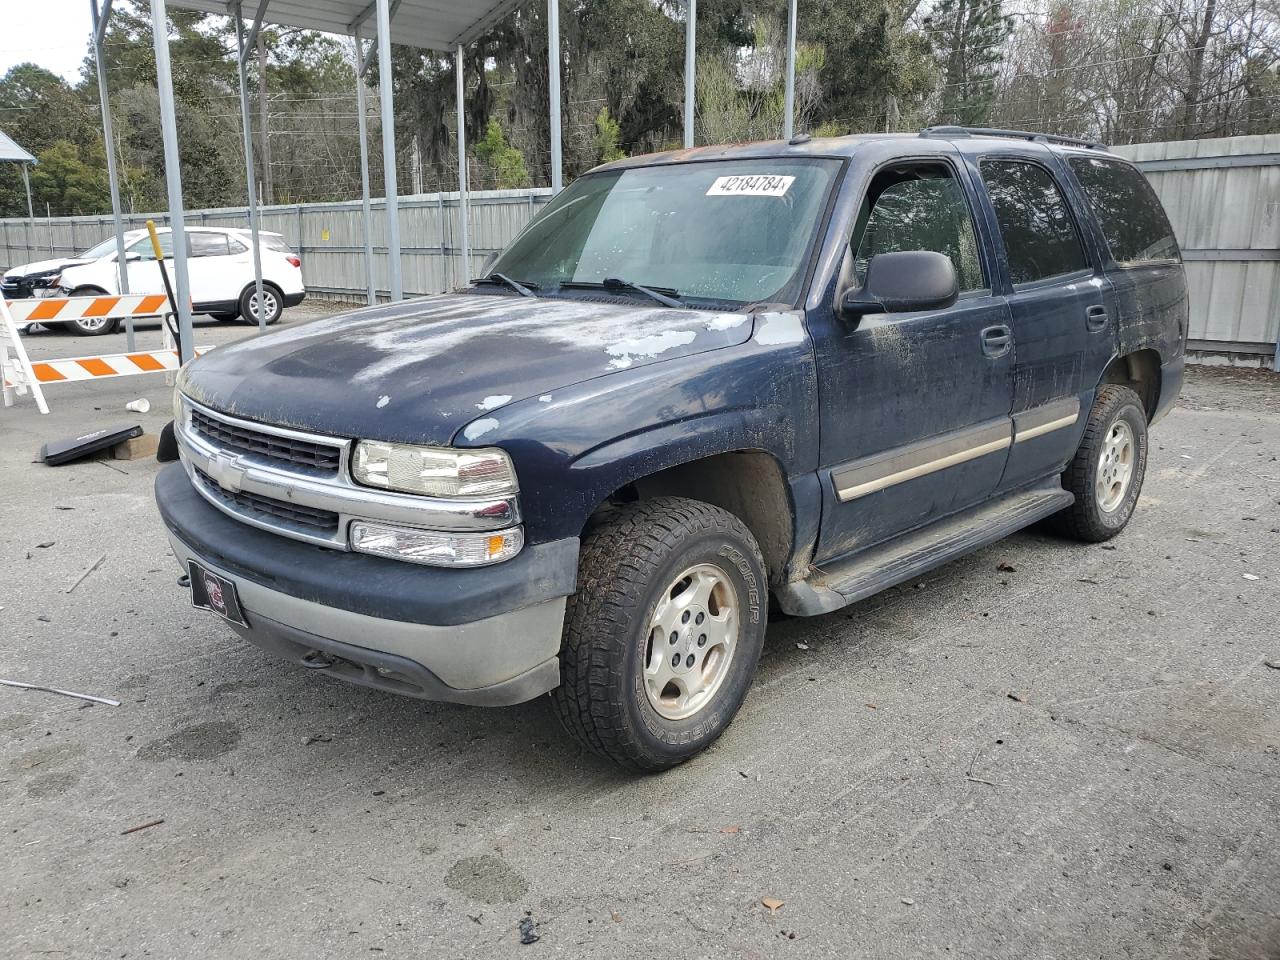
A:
813 158 1016 563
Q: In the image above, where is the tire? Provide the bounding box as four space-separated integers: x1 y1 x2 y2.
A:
65 287 116 336
1051 384 1148 542
210 312 240 322
550 497 769 772
238 283 283 325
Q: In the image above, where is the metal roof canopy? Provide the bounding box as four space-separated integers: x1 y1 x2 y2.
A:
0 130 36 226
91 0 798 365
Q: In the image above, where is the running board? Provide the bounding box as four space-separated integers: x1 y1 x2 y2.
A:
776 484 1075 616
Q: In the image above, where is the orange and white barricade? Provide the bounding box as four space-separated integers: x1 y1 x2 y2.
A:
4 293 172 330
2 294 206 414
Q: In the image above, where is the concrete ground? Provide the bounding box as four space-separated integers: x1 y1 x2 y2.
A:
1 310 1277 959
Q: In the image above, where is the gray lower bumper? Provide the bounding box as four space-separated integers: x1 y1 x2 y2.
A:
168 532 565 707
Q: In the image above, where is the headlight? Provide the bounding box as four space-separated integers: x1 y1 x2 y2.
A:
350 521 523 567
352 441 517 498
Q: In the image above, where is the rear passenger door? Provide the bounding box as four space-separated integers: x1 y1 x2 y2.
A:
971 155 1117 491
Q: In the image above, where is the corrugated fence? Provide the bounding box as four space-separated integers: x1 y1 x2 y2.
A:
2 135 1277 360
1114 135 1279 361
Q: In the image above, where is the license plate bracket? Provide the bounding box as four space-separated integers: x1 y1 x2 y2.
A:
187 560 248 627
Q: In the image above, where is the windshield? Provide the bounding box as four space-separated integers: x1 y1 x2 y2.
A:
489 157 841 305
79 237 127 260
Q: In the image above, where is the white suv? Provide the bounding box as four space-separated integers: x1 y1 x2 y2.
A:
53 226 306 335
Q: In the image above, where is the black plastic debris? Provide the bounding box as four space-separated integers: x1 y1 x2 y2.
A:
518 917 540 945
40 424 142 466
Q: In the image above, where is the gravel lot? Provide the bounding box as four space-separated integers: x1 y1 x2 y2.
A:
2 309 1278 959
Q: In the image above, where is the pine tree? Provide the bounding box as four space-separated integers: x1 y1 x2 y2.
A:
925 0 1013 126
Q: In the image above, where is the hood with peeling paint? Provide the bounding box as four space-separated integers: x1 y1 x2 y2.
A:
179 292 757 445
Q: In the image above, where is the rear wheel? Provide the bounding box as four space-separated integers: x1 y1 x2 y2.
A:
65 287 116 336
1051 384 1148 542
210 312 239 322
238 283 282 325
550 498 768 771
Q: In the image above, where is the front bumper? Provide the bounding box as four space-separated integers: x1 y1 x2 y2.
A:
156 464 578 706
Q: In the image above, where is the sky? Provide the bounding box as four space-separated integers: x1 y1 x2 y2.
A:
1 0 95 83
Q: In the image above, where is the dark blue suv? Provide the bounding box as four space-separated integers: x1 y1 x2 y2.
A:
157 126 1187 770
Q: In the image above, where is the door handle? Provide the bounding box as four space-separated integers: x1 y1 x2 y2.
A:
980 324 1012 359
1086 304 1109 332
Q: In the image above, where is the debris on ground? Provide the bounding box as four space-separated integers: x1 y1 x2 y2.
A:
301 735 333 745
901 897 915 905
1007 692 1026 703
997 562 1017 573
66 554 106 594
1242 573 1260 581
120 819 164 836
0 677 120 707
518 916 540 944
761 897 784 914
795 643 809 650
720 825 741 834
1264 660 1280 671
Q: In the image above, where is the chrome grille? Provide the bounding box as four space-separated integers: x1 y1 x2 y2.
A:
190 407 342 473
193 466 340 533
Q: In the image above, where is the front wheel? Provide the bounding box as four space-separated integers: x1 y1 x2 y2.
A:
1051 384 1149 542
550 498 768 771
238 284 282 325
65 287 116 336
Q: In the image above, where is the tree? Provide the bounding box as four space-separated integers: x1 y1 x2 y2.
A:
925 0 1013 125
474 117 531 188
594 107 625 163
29 141 112 215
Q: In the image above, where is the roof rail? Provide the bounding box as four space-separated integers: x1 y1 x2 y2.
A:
919 125 1109 152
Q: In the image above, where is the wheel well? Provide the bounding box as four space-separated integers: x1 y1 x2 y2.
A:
1100 349 1161 421
240 280 283 300
589 451 794 586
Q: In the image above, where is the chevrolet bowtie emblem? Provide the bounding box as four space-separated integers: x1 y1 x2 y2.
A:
210 453 248 493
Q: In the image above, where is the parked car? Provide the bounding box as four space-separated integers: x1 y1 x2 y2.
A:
4 226 305 335
2 236 122 301
156 127 1187 770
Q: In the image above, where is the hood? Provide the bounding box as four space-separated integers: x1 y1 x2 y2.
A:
4 257 94 281
180 292 756 445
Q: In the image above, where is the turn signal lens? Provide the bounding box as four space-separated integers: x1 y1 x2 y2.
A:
349 521 523 567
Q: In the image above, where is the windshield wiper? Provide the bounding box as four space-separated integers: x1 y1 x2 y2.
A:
560 278 684 308
473 273 539 298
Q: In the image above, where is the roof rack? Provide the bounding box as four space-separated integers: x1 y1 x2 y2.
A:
919 125 1109 152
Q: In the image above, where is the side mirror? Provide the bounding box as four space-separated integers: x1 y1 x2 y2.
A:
838 250 959 321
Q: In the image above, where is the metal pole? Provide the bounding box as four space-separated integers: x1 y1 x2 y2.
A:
90 0 134 350
353 33 376 305
783 0 798 139
234 4 267 331
683 0 696 148
21 164 34 262
455 44 470 286
547 0 562 193
375 0 402 300
150 0 195 363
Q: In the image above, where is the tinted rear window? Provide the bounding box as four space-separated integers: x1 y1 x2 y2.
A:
261 235 293 253
980 159 1089 285
1068 157 1179 265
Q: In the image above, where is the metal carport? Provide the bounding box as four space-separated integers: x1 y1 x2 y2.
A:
0 129 37 249
87 0 801 364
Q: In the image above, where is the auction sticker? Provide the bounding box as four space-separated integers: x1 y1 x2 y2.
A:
706 174 795 197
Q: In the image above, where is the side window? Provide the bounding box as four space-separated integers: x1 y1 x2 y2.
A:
129 233 173 261
980 160 1088 285
852 164 985 292
227 237 249 255
1068 157 1179 265
189 233 230 258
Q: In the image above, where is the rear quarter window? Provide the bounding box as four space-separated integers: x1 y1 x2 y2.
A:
1068 157 1179 266
261 235 293 253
